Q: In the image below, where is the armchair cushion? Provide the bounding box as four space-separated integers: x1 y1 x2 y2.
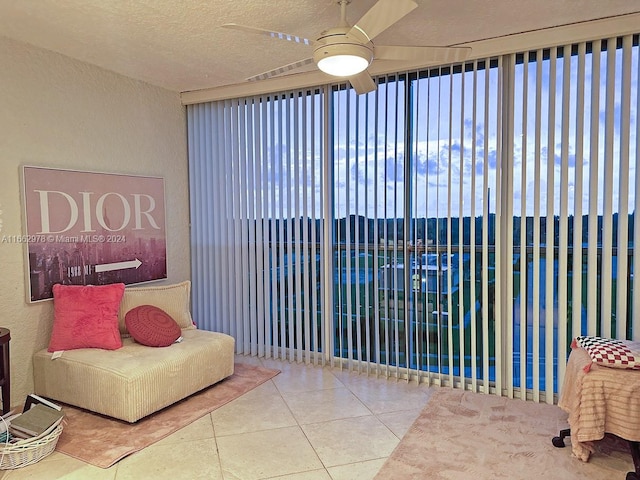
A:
118 281 196 335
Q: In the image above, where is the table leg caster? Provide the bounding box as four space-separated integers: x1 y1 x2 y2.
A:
552 428 570 448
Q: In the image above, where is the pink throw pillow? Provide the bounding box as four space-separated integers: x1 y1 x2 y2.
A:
125 305 181 347
48 283 125 352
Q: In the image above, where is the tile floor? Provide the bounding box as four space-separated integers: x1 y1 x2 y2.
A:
0 355 435 480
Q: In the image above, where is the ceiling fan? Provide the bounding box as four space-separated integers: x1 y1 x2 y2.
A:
222 0 471 95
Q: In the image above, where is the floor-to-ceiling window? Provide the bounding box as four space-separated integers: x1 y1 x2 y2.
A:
510 37 640 401
187 33 639 403
331 61 502 393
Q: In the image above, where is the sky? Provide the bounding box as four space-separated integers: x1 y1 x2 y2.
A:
252 41 638 223
331 45 639 220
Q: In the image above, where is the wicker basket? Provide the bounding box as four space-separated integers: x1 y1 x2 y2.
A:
0 424 63 469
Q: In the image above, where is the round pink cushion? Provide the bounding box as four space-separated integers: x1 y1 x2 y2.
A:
125 305 181 347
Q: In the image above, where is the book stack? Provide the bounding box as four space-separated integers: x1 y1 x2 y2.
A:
1 394 64 444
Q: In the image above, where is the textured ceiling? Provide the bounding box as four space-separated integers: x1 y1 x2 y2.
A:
0 0 639 94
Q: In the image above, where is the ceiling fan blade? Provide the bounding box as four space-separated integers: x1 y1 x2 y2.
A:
221 23 313 46
347 0 417 43
349 71 376 95
375 45 472 63
246 57 315 82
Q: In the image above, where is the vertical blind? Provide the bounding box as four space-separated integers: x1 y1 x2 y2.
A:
331 64 502 391
188 92 327 363
187 33 639 403
510 35 640 402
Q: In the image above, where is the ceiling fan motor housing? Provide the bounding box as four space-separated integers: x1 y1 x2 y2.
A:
313 27 374 76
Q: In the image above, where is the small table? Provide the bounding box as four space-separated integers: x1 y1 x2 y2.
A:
0 328 10 415
553 346 640 480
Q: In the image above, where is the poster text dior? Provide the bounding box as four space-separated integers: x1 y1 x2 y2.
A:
22 166 167 302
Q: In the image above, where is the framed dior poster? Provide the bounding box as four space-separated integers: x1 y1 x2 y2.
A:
21 165 167 302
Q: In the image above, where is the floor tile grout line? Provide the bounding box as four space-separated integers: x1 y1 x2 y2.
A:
258 356 391 480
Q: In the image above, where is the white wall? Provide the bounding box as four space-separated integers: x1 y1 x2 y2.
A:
0 36 190 407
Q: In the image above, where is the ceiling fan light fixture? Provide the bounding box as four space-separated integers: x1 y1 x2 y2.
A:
314 42 372 77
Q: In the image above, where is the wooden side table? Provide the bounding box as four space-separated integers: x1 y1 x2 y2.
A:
0 328 10 415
